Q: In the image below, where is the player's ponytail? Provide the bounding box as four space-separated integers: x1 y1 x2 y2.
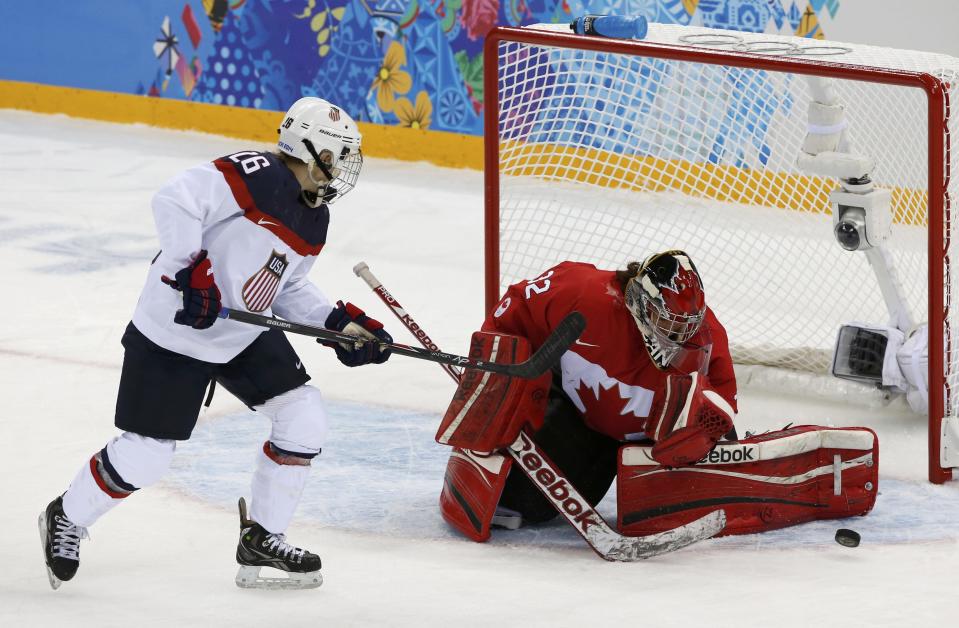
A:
615 261 643 291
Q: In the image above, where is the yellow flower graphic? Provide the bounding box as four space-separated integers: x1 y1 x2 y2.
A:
372 42 412 113
394 91 432 130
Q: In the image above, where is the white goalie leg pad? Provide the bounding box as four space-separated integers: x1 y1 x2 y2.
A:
62 432 176 527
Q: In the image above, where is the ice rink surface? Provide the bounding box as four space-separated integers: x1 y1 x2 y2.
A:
1 111 957 626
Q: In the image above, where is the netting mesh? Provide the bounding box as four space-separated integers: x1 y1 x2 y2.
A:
493 24 959 416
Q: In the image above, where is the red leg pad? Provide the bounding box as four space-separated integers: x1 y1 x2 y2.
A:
439 447 513 542
617 425 879 537
435 331 551 452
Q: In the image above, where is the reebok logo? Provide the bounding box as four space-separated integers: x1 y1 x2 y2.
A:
698 446 757 465
401 313 440 352
514 433 600 534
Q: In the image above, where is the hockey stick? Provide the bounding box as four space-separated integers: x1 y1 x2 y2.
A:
218 307 584 379
353 261 462 383
352 262 726 561
508 432 725 560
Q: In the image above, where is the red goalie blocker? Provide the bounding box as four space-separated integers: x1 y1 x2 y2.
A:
435 331 552 452
435 331 552 541
617 425 879 537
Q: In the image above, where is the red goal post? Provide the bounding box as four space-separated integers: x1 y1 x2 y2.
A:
483 24 957 483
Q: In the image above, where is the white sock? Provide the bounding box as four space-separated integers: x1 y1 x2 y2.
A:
249 446 310 534
61 433 175 528
62 461 121 528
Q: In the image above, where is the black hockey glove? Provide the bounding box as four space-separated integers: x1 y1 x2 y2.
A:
160 250 222 330
323 301 392 367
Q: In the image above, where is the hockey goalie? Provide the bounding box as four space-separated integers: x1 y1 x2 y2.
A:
435 251 879 553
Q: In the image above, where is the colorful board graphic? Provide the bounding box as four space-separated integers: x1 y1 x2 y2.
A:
0 0 842 136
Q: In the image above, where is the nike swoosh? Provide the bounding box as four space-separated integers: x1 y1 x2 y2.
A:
575 339 600 347
258 218 278 226
206 268 214 275
295 361 302 369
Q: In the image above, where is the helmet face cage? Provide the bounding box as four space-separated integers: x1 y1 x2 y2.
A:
642 289 705 342
624 251 706 367
302 140 363 205
278 97 362 205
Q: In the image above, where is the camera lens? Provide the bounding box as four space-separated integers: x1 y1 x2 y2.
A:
835 221 861 251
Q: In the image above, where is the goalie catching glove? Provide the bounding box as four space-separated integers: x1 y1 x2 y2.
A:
322 301 392 367
647 371 735 467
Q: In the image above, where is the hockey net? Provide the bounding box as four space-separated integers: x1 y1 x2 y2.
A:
484 23 959 482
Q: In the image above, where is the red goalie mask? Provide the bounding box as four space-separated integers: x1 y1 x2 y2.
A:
624 250 706 368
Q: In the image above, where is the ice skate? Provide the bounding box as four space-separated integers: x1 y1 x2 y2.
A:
234 497 322 590
39 496 88 590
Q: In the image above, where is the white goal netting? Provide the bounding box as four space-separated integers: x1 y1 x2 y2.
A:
488 24 959 480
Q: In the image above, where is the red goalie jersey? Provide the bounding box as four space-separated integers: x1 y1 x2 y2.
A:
482 262 737 442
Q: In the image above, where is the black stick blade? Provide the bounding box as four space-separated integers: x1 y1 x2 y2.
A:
509 311 586 378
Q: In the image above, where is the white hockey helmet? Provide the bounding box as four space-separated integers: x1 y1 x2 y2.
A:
277 97 362 205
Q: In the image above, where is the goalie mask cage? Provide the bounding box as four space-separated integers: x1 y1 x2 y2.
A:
483 24 959 483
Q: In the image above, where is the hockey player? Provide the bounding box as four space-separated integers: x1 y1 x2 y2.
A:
466 251 738 527
39 97 391 590
436 252 879 544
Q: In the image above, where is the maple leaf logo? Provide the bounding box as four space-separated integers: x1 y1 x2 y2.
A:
560 351 655 437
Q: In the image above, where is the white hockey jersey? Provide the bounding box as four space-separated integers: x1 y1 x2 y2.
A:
132 150 334 363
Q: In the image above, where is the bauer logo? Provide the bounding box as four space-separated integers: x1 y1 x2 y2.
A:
698 445 757 465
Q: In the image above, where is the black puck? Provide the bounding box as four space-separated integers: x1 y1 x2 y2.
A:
835 528 861 547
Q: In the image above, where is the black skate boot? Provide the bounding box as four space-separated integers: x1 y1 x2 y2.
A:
39 496 89 590
235 497 322 589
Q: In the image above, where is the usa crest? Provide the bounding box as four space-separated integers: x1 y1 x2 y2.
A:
242 250 289 312
329 107 340 122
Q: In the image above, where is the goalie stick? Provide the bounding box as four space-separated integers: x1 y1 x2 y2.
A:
353 262 726 561
508 431 725 560
218 307 585 379
354 261 463 383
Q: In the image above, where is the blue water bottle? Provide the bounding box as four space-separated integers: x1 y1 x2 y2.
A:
570 14 649 40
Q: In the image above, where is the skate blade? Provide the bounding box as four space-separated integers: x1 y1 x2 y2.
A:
235 565 323 590
37 513 62 591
